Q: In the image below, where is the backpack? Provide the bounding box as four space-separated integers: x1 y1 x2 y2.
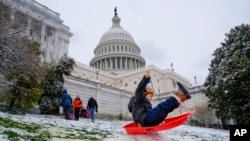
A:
85 108 90 118
69 112 75 120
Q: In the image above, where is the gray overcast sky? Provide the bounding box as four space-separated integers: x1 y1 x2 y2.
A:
37 0 250 86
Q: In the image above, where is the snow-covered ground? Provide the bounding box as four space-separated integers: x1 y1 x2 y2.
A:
0 111 229 141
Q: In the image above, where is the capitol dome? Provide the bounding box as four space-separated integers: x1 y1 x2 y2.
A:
90 7 146 74
99 27 135 43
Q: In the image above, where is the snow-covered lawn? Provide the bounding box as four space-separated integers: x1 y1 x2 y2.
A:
0 111 229 141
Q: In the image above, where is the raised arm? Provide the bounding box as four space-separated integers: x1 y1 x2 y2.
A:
135 71 151 101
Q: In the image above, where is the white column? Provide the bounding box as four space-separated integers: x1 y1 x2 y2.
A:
110 58 113 70
100 60 102 70
40 24 46 62
124 57 126 69
104 58 107 71
130 59 133 69
26 17 32 36
9 10 16 33
54 29 59 61
120 57 122 69
115 58 117 69
135 60 137 69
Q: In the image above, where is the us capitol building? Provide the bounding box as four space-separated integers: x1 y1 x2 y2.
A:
70 8 190 93
65 8 196 117
2 0 214 120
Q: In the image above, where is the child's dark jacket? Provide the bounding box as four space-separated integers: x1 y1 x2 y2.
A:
128 75 152 126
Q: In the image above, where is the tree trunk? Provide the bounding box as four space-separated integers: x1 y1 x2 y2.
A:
8 97 16 110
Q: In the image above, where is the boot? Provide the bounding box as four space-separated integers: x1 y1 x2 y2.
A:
175 82 191 102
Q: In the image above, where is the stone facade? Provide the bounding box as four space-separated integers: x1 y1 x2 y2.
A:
6 0 73 63
71 62 191 94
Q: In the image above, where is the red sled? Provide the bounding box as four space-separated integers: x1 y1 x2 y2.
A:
123 110 196 134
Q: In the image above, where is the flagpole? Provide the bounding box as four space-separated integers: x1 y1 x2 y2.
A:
171 62 174 71
194 76 197 85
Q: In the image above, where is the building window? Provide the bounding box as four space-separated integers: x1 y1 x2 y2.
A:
125 83 128 86
117 58 120 69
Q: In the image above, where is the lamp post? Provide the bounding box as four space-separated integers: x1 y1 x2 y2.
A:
120 79 123 89
96 71 99 82
194 76 197 85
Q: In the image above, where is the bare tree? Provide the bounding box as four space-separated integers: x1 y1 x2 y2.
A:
0 1 42 79
194 104 214 127
0 1 44 110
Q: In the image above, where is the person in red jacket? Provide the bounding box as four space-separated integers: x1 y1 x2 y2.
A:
73 95 82 121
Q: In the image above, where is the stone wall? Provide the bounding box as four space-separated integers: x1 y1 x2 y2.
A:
64 76 133 118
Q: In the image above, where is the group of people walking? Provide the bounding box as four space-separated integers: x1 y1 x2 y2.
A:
60 89 98 122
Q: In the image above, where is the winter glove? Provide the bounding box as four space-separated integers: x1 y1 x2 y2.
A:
96 109 98 113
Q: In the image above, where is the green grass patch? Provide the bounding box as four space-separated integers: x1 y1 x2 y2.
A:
0 116 111 141
0 117 41 133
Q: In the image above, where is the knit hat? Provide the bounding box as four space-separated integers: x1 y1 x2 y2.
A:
62 89 67 94
144 83 154 95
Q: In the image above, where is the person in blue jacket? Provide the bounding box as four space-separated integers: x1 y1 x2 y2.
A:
128 71 191 127
60 89 72 120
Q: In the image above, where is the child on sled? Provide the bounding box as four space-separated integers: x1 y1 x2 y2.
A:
128 71 191 127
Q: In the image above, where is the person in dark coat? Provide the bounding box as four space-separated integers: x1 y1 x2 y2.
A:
87 97 98 122
60 89 72 120
128 71 191 127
